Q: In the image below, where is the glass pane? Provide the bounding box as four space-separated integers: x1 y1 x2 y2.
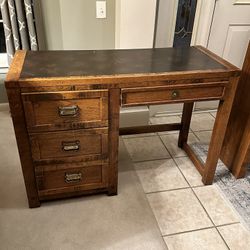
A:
173 0 197 48
0 23 6 53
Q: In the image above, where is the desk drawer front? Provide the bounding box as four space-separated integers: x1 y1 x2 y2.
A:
121 84 225 107
22 90 108 132
36 163 108 196
30 128 108 162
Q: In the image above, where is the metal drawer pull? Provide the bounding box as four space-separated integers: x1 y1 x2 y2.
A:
62 140 80 151
65 172 82 183
171 90 179 99
58 105 79 117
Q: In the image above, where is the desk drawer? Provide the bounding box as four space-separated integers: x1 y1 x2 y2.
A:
36 162 108 196
30 128 108 162
121 84 225 106
22 90 108 132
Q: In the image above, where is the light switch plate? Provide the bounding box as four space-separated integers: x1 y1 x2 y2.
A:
96 1 106 19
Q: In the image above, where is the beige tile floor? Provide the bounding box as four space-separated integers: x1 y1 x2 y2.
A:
125 111 250 250
1 108 250 250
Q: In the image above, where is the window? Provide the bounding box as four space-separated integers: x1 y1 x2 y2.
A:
0 11 8 71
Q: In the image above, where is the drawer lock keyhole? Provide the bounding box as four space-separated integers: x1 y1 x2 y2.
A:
171 90 179 99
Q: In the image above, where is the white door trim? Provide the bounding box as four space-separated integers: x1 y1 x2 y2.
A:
191 0 216 47
234 0 250 4
169 0 179 47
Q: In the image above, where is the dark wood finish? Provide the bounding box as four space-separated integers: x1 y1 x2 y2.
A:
121 83 225 107
202 76 239 184
36 163 108 197
108 88 120 195
29 128 108 162
16 75 234 89
178 102 194 147
6 51 40 208
230 118 250 178
120 123 182 136
5 47 240 207
196 46 239 71
20 47 227 79
221 42 250 178
22 90 108 132
38 187 108 201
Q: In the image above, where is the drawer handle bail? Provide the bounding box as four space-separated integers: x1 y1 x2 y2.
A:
62 140 80 151
65 172 82 183
58 105 79 117
171 90 179 99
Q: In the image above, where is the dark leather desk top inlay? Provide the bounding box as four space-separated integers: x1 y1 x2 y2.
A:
20 47 227 79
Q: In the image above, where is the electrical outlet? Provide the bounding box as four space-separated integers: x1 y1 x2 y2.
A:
96 1 106 19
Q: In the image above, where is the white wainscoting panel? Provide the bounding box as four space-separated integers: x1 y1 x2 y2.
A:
223 25 250 67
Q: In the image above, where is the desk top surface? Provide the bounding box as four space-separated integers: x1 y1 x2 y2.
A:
19 47 230 79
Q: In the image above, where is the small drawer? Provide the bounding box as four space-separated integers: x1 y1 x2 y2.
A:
35 162 108 196
121 83 226 107
22 90 108 132
30 128 108 163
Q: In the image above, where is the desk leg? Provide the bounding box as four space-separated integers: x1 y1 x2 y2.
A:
178 102 194 148
202 77 239 184
108 88 120 195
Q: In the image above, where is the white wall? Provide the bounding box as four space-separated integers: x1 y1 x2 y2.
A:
60 0 115 50
40 0 115 50
115 0 157 49
40 0 63 50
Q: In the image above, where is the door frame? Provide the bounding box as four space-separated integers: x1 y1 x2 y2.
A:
191 0 216 47
150 0 217 116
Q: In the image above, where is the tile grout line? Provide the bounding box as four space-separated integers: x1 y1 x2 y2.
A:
121 134 157 139
157 133 232 249
161 139 231 250
190 187 231 250
162 221 241 238
124 137 177 249
132 156 172 164
158 134 177 160
146 186 191 195
162 225 215 238
125 111 236 249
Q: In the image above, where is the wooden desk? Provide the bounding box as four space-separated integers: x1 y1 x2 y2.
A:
221 42 250 178
5 47 240 208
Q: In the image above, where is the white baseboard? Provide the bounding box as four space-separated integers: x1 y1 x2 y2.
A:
120 106 149 128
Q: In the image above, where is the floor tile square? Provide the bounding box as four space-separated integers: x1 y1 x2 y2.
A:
123 136 170 162
150 116 181 135
122 133 156 139
194 186 240 226
175 157 204 187
218 223 250 250
194 131 212 144
164 228 228 250
147 189 213 235
190 113 215 132
160 132 199 158
134 159 189 193
150 115 181 125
